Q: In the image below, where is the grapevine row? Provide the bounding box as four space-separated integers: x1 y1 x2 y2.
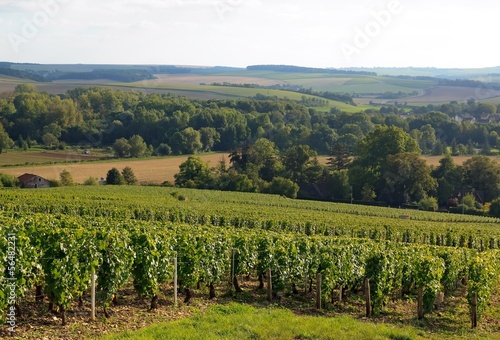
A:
1 213 499 326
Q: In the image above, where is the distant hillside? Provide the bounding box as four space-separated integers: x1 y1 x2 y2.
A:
345 66 500 79
45 69 155 82
247 65 376 76
0 68 47 82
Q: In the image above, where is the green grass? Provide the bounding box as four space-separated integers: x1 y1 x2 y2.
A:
113 82 377 112
103 303 427 340
0 148 106 166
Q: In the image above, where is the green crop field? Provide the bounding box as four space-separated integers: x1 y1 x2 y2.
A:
2 65 500 108
0 186 499 339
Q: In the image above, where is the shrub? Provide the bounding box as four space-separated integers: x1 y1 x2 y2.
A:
418 196 438 212
489 198 500 218
83 177 98 186
267 177 299 199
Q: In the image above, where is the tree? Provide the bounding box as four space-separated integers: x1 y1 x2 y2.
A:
282 145 322 183
59 169 74 186
249 138 283 182
418 195 438 211
122 166 137 185
170 128 202 154
112 138 131 158
156 143 172 156
128 135 148 158
488 198 500 218
14 84 38 94
326 170 351 199
217 170 256 192
355 126 420 172
199 127 220 152
106 167 124 185
432 155 462 205
419 124 437 154
267 177 299 198
0 123 14 153
42 133 58 148
461 156 500 201
174 156 214 189
381 152 437 206
327 143 351 171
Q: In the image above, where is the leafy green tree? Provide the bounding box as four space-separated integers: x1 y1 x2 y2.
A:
59 169 74 186
488 198 500 217
170 128 202 154
106 167 124 185
199 127 220 152
128 135 148 158
356 126 420 172
248 138 284 182
461 156 500 201
156 143 172 156
432 155 462 205
462 193 476 208
43 123 62 139
418 195 438 211
112 138 131 158
361 184 376 201
217 170 256 192
419 124 437 154
326 170 351 199
14 84 38 94
174 156 214 188
348 165 376 200
122 166 138 185
381 152 436 205
282 145 322 183
42 133 58 148
267 177 299 198
0 123 14 153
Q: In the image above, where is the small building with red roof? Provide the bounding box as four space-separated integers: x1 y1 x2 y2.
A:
18 173 50 189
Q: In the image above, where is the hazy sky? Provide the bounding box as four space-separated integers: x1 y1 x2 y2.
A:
0 0 498 68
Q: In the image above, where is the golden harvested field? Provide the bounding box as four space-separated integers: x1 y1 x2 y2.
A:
422 155 500 167
2 151 500 185
0 153 227 184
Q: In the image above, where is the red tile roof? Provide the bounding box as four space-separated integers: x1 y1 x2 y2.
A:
18 173 38 183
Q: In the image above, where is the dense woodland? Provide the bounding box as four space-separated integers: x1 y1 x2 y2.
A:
2 84 500 214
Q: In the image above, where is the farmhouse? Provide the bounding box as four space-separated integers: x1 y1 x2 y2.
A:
18 173 51 189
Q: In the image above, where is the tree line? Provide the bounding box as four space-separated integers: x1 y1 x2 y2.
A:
2 85 500 159
172 126 500 217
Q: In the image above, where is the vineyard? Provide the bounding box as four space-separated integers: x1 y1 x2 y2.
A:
1 186 500 338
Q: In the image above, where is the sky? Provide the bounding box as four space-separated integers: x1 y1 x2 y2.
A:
0 0 498 69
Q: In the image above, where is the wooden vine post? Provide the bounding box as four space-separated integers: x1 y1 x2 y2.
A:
417 287 424 320
364 278 371 318
471 292 478 329
316 273 322 310
266 268 272 302
173 257 178 307
230 249 235 287
90 269 96 321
